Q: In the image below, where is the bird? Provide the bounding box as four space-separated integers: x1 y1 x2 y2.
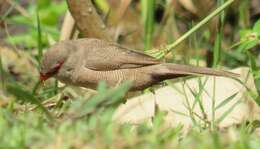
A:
40 38 239 91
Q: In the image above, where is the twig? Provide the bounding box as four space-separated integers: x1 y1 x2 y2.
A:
6 0 30 17
59 11 76 41
66 0 112 41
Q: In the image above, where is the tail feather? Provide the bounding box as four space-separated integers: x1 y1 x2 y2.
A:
159 63 239 78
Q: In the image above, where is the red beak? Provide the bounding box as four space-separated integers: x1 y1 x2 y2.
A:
40 72 50 84
39 61 64 84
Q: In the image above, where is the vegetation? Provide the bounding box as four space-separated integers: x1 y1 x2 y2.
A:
0 0 259 148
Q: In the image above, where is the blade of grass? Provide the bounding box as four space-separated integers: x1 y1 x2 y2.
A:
215 92 238 110
213 0 225 67
216 98 242 124
54 79 59 95
141 0 155 50
182 82 199 127
32 80 41 94
191 77 209 111
191 78 210 124
191 21 201 66
157 0 234 59
211 77 216 130
186 83 206 118
36 10 43 63
0 55 5 89
213 33 221 67
247 51 260 105
37 86 66 98
231 70 260 106
6 83 53 120
70 81 132 119
211 0 225 129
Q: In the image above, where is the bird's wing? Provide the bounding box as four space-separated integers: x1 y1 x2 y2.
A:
82 39 162 71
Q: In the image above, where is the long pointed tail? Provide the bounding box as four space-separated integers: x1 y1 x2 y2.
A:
157 63 239 78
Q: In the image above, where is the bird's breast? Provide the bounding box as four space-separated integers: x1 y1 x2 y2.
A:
65 66 156 90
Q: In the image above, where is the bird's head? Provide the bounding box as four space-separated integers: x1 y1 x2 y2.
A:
40 42 71 83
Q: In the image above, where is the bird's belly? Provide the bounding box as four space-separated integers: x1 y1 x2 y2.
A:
73 68 155 90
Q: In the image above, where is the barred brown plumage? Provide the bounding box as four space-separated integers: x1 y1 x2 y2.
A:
40 38 239 91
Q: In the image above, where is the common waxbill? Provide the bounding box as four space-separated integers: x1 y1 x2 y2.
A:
40 38 238 90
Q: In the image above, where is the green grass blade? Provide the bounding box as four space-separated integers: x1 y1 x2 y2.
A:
160 0 234 59
187 84 205 116
216 98 242 124
211 77 217 130
213 33 221 67
141 0 155 50
6 84 53 120
247 51 260 105
213 0 225 67
0 55 5 89
36 10 43 63
70 81 132 118
215 92 238 110
191 78 209 111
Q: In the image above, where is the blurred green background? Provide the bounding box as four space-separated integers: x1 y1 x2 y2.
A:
0 0 259 148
